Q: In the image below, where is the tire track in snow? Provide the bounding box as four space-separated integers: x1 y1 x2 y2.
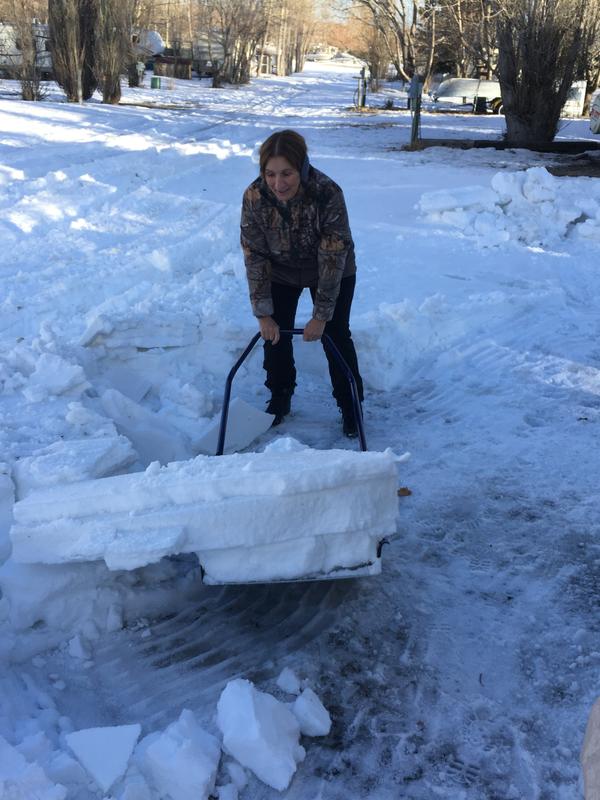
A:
85 580 354 731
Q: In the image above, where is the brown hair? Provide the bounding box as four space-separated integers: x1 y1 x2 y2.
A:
259 129 308 175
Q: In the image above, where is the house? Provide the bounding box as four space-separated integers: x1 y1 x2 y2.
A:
0 21 52 79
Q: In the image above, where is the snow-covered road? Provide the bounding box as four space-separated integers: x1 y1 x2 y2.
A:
1 63 600 799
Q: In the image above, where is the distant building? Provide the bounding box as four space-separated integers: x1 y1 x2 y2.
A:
0 21 52 79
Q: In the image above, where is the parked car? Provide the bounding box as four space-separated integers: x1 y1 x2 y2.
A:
432 78 503 113
433 77 587 117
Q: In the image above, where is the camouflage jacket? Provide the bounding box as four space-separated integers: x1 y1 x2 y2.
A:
240 167 356 321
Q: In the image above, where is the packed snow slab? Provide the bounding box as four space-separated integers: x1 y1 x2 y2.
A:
194 397 275 456
65 724 141 793
10 443 399 583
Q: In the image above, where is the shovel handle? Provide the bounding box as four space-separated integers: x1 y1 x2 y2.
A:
216 329 366 455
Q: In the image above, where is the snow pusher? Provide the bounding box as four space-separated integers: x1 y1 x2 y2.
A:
216 330 366 455
9 333 399 585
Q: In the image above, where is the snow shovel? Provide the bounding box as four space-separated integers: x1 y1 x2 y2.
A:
216 329 366 456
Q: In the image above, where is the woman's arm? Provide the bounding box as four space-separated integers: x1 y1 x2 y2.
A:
313 186 353 322
240 189 274 319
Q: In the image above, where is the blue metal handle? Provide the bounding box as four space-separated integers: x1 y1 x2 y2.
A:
216 329 367 455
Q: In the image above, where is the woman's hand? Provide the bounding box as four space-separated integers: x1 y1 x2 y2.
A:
303 318 326 342
259 316 280 345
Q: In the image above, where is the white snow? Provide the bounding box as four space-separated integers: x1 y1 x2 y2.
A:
137 710 220 800
0 735 66 800
12 436 136 498
276 666 302 695
0 60 598 799
419 165 600 247
217 678 306 791
65 723 141 793
292 688 332 737
9 444 398 580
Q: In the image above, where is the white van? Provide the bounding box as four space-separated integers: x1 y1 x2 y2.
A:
433 76 587 117
432 78 503 113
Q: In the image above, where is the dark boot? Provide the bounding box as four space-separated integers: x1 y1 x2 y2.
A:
266 390 292 426
340 401 362 439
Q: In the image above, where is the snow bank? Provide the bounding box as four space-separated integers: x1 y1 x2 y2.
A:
419 166 600 248
217 679 305 791
10 442 399 583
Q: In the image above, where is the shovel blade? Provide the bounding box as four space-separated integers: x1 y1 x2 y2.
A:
195 397 274 455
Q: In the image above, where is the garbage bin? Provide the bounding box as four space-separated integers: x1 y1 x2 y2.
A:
151 76 161 89
474 96 487 114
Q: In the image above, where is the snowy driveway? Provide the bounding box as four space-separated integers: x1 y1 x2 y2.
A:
1 64 600 799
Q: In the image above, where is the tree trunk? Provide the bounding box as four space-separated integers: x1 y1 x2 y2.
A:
497 0 586 146
48 0 97 102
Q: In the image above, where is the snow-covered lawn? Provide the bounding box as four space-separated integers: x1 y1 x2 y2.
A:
1 62 600 798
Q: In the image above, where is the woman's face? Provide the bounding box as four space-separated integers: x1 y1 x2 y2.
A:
264 156 301 203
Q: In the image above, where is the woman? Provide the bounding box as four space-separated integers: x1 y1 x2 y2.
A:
240 129 364 437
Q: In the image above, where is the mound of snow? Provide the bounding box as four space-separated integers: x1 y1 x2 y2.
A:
419 167 600 248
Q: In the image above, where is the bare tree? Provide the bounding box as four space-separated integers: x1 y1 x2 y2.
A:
48 0 98 102
94 0 131 103
271 0 316 75
4 0 48 99
352 0 420 82
128 0 156 86
199 0 266 85
577 1 600 113
496 0 592 145
433 0 499 79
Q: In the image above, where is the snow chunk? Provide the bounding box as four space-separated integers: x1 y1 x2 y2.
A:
292 688 332 737
0 735 66 800
217 785 238 800
225 761 247 790
65 724 141 793
139 709 220 800
217 679 305 791
418 185 497 214
194 397 275 456
101 388 190 466
263 436 310 454
22 353 89 403
12 436 136 498
67 634 92 660
80 282 200 349
276 667 301 695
